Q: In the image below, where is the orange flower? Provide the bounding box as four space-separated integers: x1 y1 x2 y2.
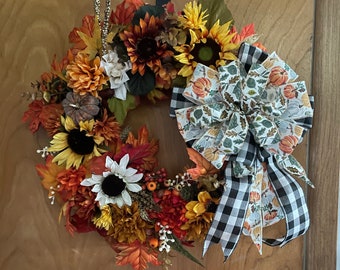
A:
39 103 63 137
119 14 173 76
279 135 298 154
94 109 121 146
108 202 152 243
181 191 216 241
66 53 108 97
56 165 87 201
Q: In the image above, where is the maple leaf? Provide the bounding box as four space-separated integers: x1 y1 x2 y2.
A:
115 126 159 171
231 23 255 44
112 241 161 270
110 0 144 25
186 148 219 179
77 16 102 60
68 15 95 56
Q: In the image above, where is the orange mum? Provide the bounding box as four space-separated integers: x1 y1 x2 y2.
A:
66 53 108 97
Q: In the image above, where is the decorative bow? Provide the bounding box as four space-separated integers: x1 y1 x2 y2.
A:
175 43 314 259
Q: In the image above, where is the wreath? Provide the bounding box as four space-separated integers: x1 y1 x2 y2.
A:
22 0 314 269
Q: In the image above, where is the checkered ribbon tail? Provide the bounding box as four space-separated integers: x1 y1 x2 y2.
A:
264 156 310 246
203 161 253 259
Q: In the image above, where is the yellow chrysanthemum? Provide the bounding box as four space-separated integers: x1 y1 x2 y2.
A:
178 1 207 32
48 116 106 169
93 205 113 230
174 20 239 78
181 191 217 241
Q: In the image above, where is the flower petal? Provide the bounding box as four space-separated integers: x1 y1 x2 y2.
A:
119 154 130 170
92 184 101 192
116 196 124 208
126 183 142 193
121 189 132 206
81 177 98 186
105 156 115 170
126 173 143 183
124 167 138 177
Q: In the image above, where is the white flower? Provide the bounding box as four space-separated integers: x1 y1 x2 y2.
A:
101 50 131 100
81 154 142 207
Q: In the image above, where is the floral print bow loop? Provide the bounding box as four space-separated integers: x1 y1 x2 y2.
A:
176 53 313 176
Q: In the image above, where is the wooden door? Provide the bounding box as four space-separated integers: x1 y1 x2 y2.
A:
0 0 338 269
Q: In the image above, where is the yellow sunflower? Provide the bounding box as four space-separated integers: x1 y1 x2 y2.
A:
177 1 207 33
48 116 106 169
181 191 218 241
92 205 113 230
174 20 239 78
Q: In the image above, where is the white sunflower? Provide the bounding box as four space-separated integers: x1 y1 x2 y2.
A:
81 154 143 207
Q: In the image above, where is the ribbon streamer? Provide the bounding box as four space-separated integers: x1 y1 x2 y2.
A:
174 43 314 259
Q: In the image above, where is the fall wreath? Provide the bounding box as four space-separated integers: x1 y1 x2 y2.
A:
22 0 314 269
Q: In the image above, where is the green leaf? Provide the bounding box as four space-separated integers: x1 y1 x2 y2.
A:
228 114 239 129
227 64 237 75
247 78 256 88
261 119 274 128
169 235 204 267
199 0 233 29
132 5 165 25
127 68 155 96
222 137 233 149
193 109 203 120
107 94 137 124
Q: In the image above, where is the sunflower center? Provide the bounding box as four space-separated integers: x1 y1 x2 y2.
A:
101 174 126 197
191 38 221 66
137 37 158 60
67 129 95 155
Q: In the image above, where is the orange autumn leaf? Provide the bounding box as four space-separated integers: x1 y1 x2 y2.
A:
69 15 95 56
110 0 144 25
51 49 74 80
186 148 219 179
36 155 65 191
112 241 161 270
116 126 159 171
231 23 255 44
77 17 102 60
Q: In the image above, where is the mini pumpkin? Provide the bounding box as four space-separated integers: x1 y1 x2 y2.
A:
269 66 288 86
62 92 100 124
279 135 298 154
283 84 296 99
191 77 212 98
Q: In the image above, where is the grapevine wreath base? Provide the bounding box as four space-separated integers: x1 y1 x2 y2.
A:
22 0 314 269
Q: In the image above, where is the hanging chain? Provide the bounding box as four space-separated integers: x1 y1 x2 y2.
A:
94 0 111 55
